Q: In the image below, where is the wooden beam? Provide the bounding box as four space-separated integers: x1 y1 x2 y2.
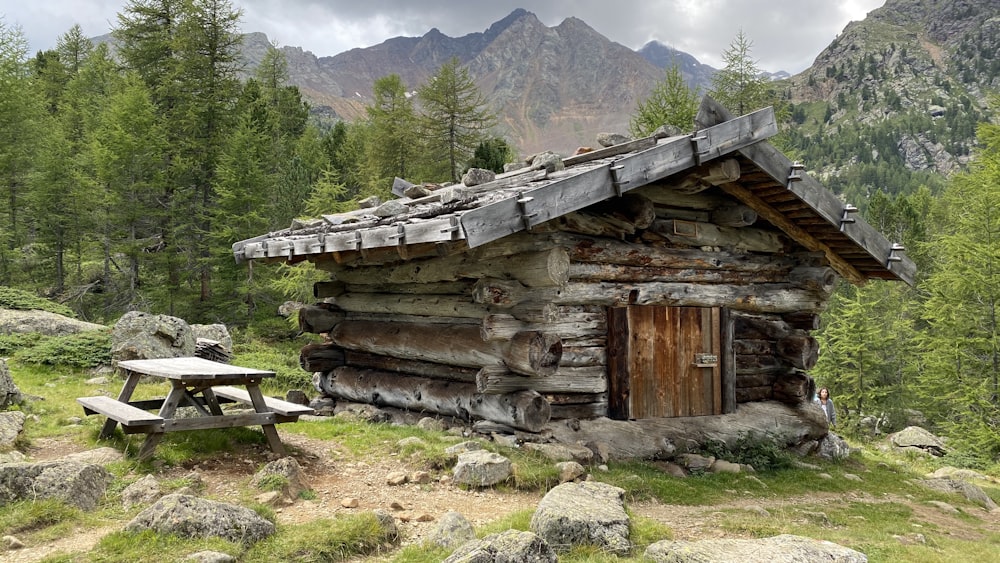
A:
717 181 866 285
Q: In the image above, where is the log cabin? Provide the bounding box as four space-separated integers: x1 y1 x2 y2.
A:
233 97 915 457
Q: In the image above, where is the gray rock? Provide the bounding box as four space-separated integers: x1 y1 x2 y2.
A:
358 195 381 209
3 535 24 549
926 500 960 514
284 389 309 406
184 551 236 563
0 410 26 449
585 441 611 464
111 311 195 362
333 402 390 423
652 124 684 138
658 461 687 478
62 447 124 465
251 457 309 499
190 324 232 354
0 309 105 337
445 529 557 563
557 461 586 483
888 426 947 456
452 450 512 487
926 466 991 482
429 510 476 549
918 478 998 510
0 461 111 510
676 453 714 472
277 301 305 318
0 359 23 409
373 199 409 218
461 167 496 187
122 474 162 509
523 442 594 464
816 432 852 460
503 161 529 173
309 396 336 415
596 132 632 147
710 460 742 474
372 509 400 543
0 451 27 464
445 441 483 455
644 534 868 562
530 481 630 554
416 416 446 432
528 151 565 173
397 436 428 449
126 494 275 544
85 376 110 385
403 184 434 199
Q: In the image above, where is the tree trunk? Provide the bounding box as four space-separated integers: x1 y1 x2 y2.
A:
776 334 820 370
480 313 607 341
344 350 479 383
772 371 815 406
476 366 607 394
328 320 562 376
320 366 551 432
298 304 347 334
648 218 787 253
300 342 346 373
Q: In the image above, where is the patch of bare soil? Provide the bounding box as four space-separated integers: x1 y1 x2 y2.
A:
8 433 1000 562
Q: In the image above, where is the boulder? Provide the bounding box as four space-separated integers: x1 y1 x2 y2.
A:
816 432 852 460
530 481 630 554
522 442 593 464
62 447 125 465
0 309 105 337
596 132 632 147
122 474 162 509
184 551 236 563
918 478 998 511
250 457 309 499
926 466 993 483
452 451 511 487
528 151 565 173
277 301 305 318
126 494 275 544
190 324 233 354
445 440 483 455
888 426 947 456
0 359 23 409
0 411 26 449
644 534 868 562
0 461 111 510
556 461 586 483
429 510 476 549
462 167 496 187
111 311 195 362
444 529 557 563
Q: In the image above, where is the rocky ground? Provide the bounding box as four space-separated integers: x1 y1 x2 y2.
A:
8 431 1000 562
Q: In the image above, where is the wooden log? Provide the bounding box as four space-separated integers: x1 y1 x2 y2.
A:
544 392 609 405
331 248 570 288
328 320 562 376
772 371 815 406
343 312 480 326
736 386 773 403
733 339 773 355
334 293 488 318
476 366 608 394
782 312 822 331
344 350 479 383
560 347 607 367
788 266 838 295
776 334 820 370
544 400 828 459
735 354 782 374
298 303 346 334
632 184 732 210
652 206 710 223
511 282 827 313
732 313 795 340
550 402 609 419
473 278 533 308
314 281 346 298
588 193 657 229
344 281 474 295
736 372 777 388
480 313 607 342
648 218 787 253
300 342 346 373
568 263 786 285
664 158 741 194
322 366 551 432
555 211 635 239
711 204 757 228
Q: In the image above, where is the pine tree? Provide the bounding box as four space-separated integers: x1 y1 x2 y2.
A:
417 57 497 182
629 64 699 137
708 30 768 115
366 74 417 191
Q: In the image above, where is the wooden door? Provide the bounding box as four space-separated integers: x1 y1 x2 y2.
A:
608 306 722 419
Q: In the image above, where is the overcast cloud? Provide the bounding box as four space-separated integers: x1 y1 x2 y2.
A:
4 0 885 73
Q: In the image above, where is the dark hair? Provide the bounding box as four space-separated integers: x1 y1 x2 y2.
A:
818 387 830 397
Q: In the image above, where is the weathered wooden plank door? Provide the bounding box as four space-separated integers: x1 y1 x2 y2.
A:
608 306 722 419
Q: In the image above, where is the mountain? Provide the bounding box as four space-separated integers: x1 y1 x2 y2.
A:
243 10 703 155
636 40 716 92
783 0 998 180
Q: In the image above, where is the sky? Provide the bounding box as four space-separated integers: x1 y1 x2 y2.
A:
3 0 886 73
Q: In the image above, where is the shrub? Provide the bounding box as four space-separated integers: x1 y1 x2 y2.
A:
0 333 44 355
0 286 75 317
700 432 793 472
14 330 112 367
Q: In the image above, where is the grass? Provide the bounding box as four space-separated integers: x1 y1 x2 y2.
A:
2 355 999 562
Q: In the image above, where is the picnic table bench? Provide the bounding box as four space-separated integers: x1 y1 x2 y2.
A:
77 357 314 460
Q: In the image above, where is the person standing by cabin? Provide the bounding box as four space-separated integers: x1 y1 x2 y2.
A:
815 387 836 427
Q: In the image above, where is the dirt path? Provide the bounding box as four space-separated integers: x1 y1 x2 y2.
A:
7 433 999 562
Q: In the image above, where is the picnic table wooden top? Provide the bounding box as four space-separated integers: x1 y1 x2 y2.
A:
115 357 275 380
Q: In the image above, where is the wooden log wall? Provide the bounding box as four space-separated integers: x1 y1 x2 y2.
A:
299 180 833 429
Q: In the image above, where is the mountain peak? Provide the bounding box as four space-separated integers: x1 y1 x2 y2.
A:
484 8 538 42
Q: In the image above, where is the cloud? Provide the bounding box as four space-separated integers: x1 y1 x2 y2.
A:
4 0 885 73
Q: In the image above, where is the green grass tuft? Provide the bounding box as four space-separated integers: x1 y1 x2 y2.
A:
0 286 76 316
14 330 112 367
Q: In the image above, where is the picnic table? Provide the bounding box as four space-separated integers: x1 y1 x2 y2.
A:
77 357 313 460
